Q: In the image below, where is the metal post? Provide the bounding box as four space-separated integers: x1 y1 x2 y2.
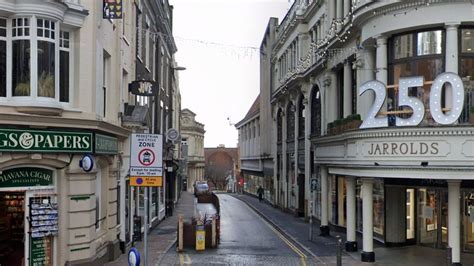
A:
309 190 313 241
336 237 342 266
446 246 452 266
144 187 148 266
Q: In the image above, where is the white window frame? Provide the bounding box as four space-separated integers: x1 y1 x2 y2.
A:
0 16 74 108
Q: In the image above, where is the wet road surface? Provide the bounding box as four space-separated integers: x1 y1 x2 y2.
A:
157 194 310 265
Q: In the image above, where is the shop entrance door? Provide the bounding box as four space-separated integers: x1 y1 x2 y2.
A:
406 188 416 244
418 188 448 248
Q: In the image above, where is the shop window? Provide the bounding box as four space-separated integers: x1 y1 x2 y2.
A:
1 17 72 104
310 87 321 137
388 29 445 125
373 178 385 238
459 28 474 124
287 103 295 141
417 30 442 56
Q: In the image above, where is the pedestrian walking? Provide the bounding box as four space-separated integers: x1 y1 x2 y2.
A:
257 186 264 202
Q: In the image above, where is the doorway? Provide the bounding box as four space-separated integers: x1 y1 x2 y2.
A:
0 191 25 265
418 188 448 248
406 188 416 244
297 174 305 217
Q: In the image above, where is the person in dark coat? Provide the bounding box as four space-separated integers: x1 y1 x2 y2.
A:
257 186 264 202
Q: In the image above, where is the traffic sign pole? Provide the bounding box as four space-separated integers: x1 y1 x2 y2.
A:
144 187 148 266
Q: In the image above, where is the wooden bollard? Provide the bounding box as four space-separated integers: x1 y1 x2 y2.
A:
212 217 216 248
178 215 184 252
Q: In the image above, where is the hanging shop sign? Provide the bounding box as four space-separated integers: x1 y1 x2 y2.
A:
359 72 464 129
130 134 163 186
129 80 159 97
95 133 118 154
103 0 123 19
0 168 53 188
0 129 92 153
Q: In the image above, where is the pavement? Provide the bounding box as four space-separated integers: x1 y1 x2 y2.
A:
106 191 195 266
234 192 474 266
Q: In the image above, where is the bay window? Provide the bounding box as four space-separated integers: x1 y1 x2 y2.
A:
0 16 72 105
388 30 444 125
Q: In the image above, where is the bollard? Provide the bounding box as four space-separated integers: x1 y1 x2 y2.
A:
336 237 342 266
446 246 452 266
178 215 183 252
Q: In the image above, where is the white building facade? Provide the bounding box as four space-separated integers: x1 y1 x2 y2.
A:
265 0 474 264
180 108 205 192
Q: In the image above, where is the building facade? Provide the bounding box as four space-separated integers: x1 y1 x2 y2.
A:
204 146 239 191
0 0 130 264
0 0 182 264
256 0 474 264
180 108 205 192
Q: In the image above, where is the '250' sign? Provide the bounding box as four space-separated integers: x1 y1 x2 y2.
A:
359 72 464 129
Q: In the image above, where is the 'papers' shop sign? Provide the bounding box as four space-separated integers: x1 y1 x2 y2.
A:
0 129 92 153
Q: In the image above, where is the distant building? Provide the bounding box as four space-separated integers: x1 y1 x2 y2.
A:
204 146 240 191
180 109 205 191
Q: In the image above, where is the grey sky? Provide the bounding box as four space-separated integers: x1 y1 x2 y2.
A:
170 0 289 148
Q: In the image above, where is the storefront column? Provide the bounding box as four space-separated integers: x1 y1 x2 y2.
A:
282 108 288 209
272 109 279 205
303 95 311 217
361 178 375 262
448 180 461 266
320 166 329 236
345 176 357 251
343 61 353 118
445 23 459 112
375 35 387 85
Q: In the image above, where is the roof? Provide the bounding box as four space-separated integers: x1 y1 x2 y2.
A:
235 94 260 128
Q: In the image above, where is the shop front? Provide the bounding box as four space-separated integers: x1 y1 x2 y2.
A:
0 167 56 266
0 127 122 265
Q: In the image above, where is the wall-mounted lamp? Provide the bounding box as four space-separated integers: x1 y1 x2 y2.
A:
173 66 186 71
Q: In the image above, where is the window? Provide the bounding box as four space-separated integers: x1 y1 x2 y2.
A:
102 51 110 117
0 19 6 97
286 102 295 141
460 28 474 124
59 31 70 102
1 17 72 103
388 30 445 125
12 18 31 97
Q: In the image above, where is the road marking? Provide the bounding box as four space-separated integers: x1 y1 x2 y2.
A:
238 196 308 264
179 253 184 266
185 254 192 264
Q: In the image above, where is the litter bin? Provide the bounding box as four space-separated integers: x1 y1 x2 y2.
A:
133 215 142 242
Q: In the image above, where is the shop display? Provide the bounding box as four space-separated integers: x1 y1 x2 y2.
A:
29 197 58 238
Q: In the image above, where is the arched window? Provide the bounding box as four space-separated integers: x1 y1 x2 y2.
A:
311 86 321 136
298 96 305 138
286 102 295 141
277 109 283 143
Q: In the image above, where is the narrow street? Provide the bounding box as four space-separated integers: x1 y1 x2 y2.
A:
158 194 310 265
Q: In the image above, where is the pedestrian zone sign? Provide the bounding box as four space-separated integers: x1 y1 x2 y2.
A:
130 134 163 186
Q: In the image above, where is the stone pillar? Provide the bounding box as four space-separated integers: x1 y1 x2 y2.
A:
343 61 353 117
357 48 376 120
345 176 357 251
272 109 279 205
445 23 459 112
282 107 288 209
336 0 343 19
303 93 311 217
375 35 388 85
361 178 374 262
328 0 336 25
448 180 461 265
344 0 350 17
294 98 300 211
320 166 329 236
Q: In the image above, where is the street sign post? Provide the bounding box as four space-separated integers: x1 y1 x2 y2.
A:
130 133 163 266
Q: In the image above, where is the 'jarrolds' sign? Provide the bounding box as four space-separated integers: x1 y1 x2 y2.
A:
363 141 449 157
0 129 92 153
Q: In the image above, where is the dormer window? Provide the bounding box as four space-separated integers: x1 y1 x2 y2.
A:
0 16 73 107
